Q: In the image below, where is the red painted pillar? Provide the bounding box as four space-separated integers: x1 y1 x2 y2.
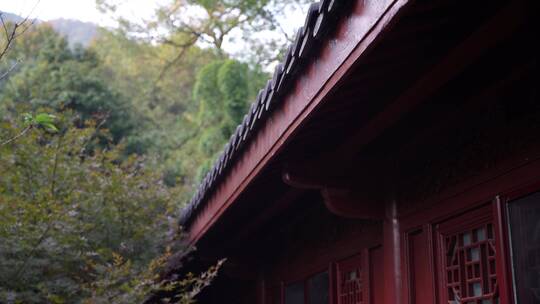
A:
492 196 513 304
383 199 402 304
256 272 266 304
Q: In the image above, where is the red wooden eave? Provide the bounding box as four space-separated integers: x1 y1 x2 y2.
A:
185 0 410 245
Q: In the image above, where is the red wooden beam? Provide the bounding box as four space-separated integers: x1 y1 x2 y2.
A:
313 0 530 171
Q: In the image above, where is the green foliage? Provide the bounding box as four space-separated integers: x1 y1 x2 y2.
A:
173 59 253 183
1 1 292 300
83 252 225 304
194 59 249 142
0 111 219 303
0 112 58 147
193 61 224 125
0 24 139 146
218 60 249 136
88 29 219 158
24 112 59 132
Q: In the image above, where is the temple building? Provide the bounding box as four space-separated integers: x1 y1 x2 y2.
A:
172 0 538 303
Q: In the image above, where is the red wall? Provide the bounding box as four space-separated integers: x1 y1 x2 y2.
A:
256 150 540 304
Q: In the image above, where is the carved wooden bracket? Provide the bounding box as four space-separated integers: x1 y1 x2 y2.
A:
321 187 384 219
282 162 384 220
282 161 346 189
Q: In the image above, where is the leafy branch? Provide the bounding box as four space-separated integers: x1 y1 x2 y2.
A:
1 113 58 146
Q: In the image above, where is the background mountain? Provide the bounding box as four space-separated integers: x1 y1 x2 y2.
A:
0 11 98 47
0 11 24 23
47 19 99 47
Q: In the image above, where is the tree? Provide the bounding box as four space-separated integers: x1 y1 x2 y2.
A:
0 11 35 78
0 18 221 303
96 0 310 65
89 28 217 143
165 58 266 185
194 59 249 138
89 28 267 191
0 111 219 303
0 24 140 148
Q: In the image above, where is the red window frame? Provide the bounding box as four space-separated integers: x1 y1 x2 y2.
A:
281 268 330 304
335 253 368 304
400 157 540 304
276 251 373 304
402 200 512 304
433 204 499 304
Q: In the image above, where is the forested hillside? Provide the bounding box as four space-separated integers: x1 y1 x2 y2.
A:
0 0 308 302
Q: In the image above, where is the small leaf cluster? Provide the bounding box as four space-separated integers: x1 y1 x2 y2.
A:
22 112 59 132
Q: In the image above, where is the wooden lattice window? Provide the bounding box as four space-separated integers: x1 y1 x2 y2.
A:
337 254 365 304
438 206 499 304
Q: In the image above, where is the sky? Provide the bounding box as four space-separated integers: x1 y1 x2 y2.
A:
0 0 307 66
0 0 160 26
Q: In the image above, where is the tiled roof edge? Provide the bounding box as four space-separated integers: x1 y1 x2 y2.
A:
179 0 351 227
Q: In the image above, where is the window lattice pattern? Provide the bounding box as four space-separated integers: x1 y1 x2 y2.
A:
445 223 499 304
339 267 363 304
